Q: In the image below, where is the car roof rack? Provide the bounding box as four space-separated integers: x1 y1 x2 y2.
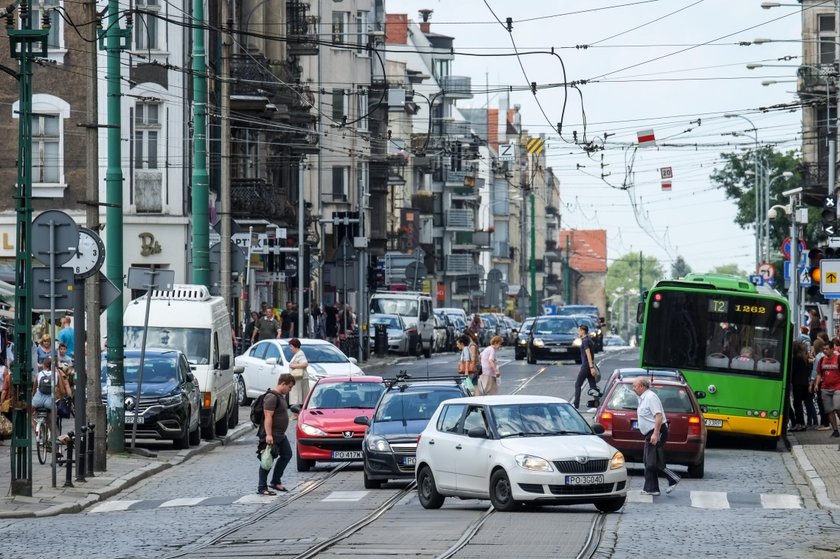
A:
384 370 464 390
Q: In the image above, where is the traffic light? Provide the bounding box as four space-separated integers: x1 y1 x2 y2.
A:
808 248 825 298
821 195 838 238
266 238 276 273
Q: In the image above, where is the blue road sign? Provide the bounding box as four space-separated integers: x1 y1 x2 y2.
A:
799 266 812 287
543 305 557 315
749 275 764 286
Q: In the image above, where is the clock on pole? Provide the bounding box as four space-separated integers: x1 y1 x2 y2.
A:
68 227 106 279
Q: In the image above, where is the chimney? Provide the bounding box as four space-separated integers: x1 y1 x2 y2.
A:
386 13 408 45
418 9 433 33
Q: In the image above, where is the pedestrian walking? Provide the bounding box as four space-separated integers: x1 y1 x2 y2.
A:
253 306 280 343
257 373 296 496
287 338 309 408
280 302 297 339
243 311 259 348
573 324 598 409
790 341 811 431
478 336 503 395
815 340 840 438
633 377 680 496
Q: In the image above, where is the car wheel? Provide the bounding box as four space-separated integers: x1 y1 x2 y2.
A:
364 470 382 489
227 397 239 428
417 466 445 509
515 348 524 361
423 338 432 358
687 457 705 479
595 496 626 513
409 334 419 357
201 410 217 440
296 451 314 472
526 347 537 365
188 410 201 446
237 376 251 406
489 469 518 512
173 417 190 450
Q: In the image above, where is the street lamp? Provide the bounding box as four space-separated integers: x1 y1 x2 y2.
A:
724 113 762 270
766 171 795 260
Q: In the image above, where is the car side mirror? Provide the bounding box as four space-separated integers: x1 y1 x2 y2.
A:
354 415 370 426
694 390 706 400
186 373 195 383
349 357 358 365
636 301 645 324
266 357 278 366
591 423 606 435
467 427 487 438
219 354 231 370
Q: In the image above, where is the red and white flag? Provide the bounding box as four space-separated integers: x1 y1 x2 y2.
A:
637 129 656 147
661 180 672 191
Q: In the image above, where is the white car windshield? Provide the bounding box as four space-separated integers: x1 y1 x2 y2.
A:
491 403 591 437
124 327 211 364
370 298 418 317
281 343 350 364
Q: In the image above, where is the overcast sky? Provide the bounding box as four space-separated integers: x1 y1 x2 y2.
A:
385 0 804 276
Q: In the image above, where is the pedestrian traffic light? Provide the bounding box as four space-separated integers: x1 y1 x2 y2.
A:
821 196 838 237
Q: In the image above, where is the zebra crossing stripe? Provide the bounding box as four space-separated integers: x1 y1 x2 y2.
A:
160 497 207 508
760 493 801 509
234 494 278 504
89 500 142 513
690 491 729 509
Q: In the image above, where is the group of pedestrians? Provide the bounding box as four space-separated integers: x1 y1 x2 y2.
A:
241 301 357 353
455 332 503 395
791 331 840 437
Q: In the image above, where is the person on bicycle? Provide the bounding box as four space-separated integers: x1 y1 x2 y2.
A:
31 357 72 426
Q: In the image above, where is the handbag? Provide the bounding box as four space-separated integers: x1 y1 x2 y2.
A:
0 413 11 438
0 398 9 414
56 397 74 419
591 363 602 384
260 445 275 471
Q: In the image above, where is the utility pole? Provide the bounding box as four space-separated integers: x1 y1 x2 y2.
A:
637 251 644 343
529 187 537 317
192 0 209 286
102 0 131 453
220 0 232 305
563 235 571 304
8 0 48 497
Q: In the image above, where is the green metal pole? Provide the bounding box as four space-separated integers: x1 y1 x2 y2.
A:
103 0 130 452
191 0 209 286
637 251 643 343
530 190 537 316
8 2 49 496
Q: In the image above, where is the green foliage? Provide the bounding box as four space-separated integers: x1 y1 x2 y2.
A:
709 263 746 277
606 252 664 342
671 255 692 279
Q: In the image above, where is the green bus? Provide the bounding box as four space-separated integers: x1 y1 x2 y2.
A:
638 273 791 443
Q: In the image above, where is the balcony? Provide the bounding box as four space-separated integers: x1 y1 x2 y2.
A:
444 253 475 275
546 205 558 216
441 75 473 99
453 232 476 248
491 241 510 259
231 53 279 99
801 162 829 207
411 193 435 214
442 119 472 137
286 1 319 56
231 178 293 222
445 208 475 231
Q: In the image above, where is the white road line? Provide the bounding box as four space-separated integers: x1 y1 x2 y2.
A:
159 497 207 508
760 493 801 509
234 494 279 504
627 491 654 503
322 490 369 502
497 359 513 367
690 491 730 509
88 500 142 513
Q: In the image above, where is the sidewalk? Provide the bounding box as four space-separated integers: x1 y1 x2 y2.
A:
0 422 254 518
788 428 840 510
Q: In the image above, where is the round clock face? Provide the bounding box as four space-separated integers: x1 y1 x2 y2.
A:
69 228 105 279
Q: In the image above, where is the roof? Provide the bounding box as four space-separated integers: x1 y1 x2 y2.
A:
558 230 607 273
317 375 383 384
444 394 569 405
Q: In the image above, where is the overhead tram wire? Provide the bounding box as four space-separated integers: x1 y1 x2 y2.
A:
586 0 705 47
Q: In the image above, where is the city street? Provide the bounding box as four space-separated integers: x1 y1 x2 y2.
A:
1 347 838 558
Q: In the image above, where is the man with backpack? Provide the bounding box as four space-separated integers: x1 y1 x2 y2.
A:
253 373 296 495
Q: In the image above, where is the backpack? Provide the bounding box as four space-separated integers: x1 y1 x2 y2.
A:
38 372 52 395
250 389 278 428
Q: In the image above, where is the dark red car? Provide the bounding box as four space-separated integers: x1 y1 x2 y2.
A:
296 376 385 472
595 378 707 478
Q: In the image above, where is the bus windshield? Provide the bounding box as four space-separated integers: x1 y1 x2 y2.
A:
641 291 787 378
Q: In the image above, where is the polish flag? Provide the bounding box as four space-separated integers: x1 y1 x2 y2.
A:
637 129 656 147
661 181 672 191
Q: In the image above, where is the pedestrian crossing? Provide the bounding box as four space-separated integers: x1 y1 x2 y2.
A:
87 489 802 514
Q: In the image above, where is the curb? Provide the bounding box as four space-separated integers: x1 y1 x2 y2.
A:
791 445 840 510
0 421 255 519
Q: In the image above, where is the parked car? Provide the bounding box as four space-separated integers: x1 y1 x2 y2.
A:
480 314 499 344
514 317 535 360
558 305 600 320
526 316 579 363
296 376 386 471
432 313 450 353
604 335 628 349
102 349 201 449
492 314 512 345
368 313 410 355
234 338 363 406
570 315 604 358
594 378 707 478
415 394 628 512
356 374 470 488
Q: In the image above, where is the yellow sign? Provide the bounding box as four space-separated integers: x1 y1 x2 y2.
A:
526 137 544 155
827 272 838 284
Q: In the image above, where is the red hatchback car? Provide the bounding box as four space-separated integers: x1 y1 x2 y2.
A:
595 378 707 478
296 376 385 472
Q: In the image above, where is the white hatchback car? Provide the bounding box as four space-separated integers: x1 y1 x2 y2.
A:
415 395 628 512
234 338 363 406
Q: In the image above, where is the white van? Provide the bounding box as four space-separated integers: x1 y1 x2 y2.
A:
124 284 238 440
370 291 435 357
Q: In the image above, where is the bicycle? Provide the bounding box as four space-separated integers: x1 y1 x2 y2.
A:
33 407 51 465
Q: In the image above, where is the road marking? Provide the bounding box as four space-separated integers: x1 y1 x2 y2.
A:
323 490 368 502
690 491 729 509
497 359 513 368
760 493 801 509
234 494 278 504
160 497 207 508
513 367 547 395
89 500 142 513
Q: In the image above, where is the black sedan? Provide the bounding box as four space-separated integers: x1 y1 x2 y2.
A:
102 349 201 449
526 316 580 363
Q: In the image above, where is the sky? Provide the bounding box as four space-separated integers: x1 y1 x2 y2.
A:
385 0 806 276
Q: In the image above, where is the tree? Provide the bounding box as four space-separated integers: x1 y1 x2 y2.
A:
671 255 692 279
710 263 746 277
606 252 665 342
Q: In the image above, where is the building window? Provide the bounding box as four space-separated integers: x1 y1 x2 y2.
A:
355 11 369 53
135 0 161 51
357 88 368 131
32 114 60 184
28 0 61 49
332 166 349 200
332 11 349 45
332 88 347 121
134 103 160 170
433 59 450 81
819 14 835 65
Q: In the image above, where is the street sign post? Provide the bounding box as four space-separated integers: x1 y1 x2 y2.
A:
749 275 764 286
819 259 840 296
781 237 807 260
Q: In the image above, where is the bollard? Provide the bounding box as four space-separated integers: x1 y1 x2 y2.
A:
86 423 96 476
76 425 87 482
62 431 75 488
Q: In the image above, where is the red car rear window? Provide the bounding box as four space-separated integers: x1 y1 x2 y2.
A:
607 384 694 414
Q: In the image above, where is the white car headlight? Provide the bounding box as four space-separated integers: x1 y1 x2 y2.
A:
515 454 554 472
610 451 626 470
517 338 527 346
366 435 392 453
300 423 327 437
159 394 182 407
572 338 582 347
533 338 545 348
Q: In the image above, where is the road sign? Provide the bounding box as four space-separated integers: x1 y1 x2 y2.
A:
498 141 515 161
781 237 807 260
757 262 775 281
543 304 557 315
799 266 812 287
820 259 840 294
749 274 764 286
660 166 673 179
32 210 79 267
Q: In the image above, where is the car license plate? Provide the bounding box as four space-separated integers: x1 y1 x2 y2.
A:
332 450 362 459
705 418 723 428
403 456 416 466
550 348 564 353
565 475 604 485
631 420 639 430
125 415 144 424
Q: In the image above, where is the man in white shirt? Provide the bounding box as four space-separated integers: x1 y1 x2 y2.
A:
633 378 681 496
